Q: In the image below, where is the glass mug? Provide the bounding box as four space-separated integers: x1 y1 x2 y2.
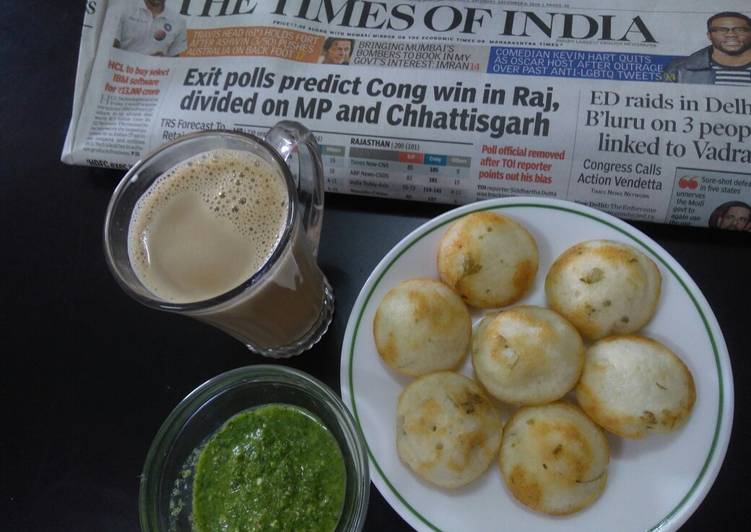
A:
104 122 334 358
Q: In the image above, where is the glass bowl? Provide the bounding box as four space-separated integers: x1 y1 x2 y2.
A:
139 365 370 531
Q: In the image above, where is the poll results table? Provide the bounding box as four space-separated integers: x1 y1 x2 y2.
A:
322 142 473 203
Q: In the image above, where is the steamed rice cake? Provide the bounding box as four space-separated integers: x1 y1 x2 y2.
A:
472 306 584 405
396 371 503 488
374 278 471 376
438 212 538 308
499 402 609 515
576 335 696 438
545 240 661 340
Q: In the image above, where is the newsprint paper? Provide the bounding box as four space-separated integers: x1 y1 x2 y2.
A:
64 0 751 230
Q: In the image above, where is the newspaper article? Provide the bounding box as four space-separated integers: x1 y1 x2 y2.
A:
63 0 751 231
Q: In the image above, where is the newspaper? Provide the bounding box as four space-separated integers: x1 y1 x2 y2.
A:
63 0 751 231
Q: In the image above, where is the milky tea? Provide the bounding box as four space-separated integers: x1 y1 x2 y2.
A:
127 149 326 350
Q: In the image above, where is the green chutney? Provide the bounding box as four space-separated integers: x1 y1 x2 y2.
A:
192 404 346 532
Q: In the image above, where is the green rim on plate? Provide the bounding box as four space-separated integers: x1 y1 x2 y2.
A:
345 202 726 532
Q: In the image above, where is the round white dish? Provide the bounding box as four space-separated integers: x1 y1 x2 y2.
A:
341 197 733 532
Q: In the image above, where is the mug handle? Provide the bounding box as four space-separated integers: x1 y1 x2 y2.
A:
264 121 325 256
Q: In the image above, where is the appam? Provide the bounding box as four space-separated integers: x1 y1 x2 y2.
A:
472 306 584 405
396 371 503 489
499 402 609 515
545 240 661 340
373 278 471 376
576 335 696 438
438 212 538 308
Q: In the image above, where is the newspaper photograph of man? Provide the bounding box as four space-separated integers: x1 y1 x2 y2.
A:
663 12 751 85
708 200 751 230
113 0 187 57
320 38 354 65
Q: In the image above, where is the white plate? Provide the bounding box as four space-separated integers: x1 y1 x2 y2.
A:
340 197 733 532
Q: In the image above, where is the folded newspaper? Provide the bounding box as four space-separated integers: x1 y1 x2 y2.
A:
64 0 751 231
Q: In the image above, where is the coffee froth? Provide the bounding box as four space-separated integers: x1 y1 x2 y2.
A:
128 149 289 303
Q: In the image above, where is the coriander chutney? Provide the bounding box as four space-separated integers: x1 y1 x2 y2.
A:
192 404 346 532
